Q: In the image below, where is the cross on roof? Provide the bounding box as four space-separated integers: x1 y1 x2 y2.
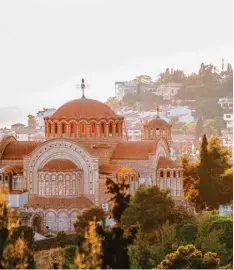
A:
154 103 162 118
76 78 87 99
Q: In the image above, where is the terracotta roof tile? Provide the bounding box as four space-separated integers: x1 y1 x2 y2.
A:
1 141 40 160
99 164 122 175
157 156 181 169
111 141 156 160
145 118 171 128
39 159 82 172
48 98 123 120
25 196 94 210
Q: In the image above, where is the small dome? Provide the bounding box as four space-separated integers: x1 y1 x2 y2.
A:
50 98 120 120
147 118 170 128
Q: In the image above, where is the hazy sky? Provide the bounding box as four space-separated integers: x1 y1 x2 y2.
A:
0 0 233 127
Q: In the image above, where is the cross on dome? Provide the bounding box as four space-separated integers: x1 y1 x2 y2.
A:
81 78 86 98
76 78 86 99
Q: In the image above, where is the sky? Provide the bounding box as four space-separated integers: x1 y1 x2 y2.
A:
0 0 233 128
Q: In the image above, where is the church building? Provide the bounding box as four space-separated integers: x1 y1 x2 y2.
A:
0 81 183 232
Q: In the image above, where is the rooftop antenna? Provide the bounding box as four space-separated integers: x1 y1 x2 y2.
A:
76 78 90 99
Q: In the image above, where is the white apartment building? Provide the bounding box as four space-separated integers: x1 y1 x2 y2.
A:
156 83 182 100
36 108 56 128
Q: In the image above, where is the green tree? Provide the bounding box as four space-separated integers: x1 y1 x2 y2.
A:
56 231 67 248
12 226 35 249
106 177 131 223
2 237 35 269
62 245 77 269
157 244 221 269
198 135 217 209
133 75 153 95
73 206 105 234
74 219 102 269
219 167 233 205
101 225 136 269
179 223 198 244
121 185 174 232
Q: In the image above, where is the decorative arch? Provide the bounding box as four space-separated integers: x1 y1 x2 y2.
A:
24 139 98 199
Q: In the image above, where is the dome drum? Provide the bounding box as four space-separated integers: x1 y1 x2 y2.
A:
44 98 124 140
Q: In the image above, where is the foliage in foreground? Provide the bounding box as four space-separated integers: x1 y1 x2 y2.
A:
156 244 228 269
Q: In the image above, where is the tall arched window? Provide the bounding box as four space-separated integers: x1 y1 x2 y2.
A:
109 123 113 136
48 123 51 134
178 171 181 177
54 123 58 134
156 128 160 135
115 123 119 136
70 122 76 135
167 171 171 178
80 122 86 135
173 171 176 178
160 171 164 178
100 123 105 136
62 123 66 134
90 123 96 135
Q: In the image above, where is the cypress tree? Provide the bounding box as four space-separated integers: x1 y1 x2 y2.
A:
198 135 222 209
198 134 210 209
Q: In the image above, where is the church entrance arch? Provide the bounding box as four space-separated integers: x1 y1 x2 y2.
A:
25 139 98 198
32 215 42 233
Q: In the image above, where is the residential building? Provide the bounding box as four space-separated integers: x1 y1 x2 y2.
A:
156 83 182 100
36 108 56 128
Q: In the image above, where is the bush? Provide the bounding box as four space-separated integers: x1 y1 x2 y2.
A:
179 223 198 244
63 245 77 269
56 231 68 248
11 226 35 249
209 218 233 249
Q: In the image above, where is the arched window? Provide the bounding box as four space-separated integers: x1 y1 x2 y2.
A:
124 175 129 182
178 171 180 177
115 123 119 136
167 171 170 178
160 171 164 178
48 123 51 134
100 123 105 136
70 122 76 135
90 123 96 135
156 128 160 136
54 123 58 134
173 171 176 178
109 123 113 136
62 123 66 134
80 122 86 135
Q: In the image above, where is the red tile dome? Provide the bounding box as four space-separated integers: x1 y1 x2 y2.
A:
147 118 170 128
49 98 121 120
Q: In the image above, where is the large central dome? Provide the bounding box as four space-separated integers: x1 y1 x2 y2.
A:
51 98 119 120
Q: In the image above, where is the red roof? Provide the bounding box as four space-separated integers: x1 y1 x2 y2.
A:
39 159 81 172
1 141 40 160
25 196 94 210
111 141 157 160
48 98 123 120
146 118 170 128
99 164 122 175
157 156 181 169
